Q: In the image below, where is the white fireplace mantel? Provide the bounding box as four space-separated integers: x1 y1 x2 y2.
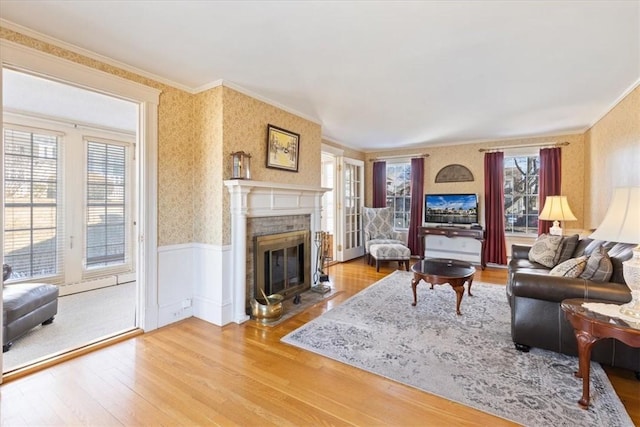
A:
224 180 329 323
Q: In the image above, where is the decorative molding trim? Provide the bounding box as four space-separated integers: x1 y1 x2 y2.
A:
217 80 322 125
0 39 161 103
0 19 193 93
321 142 344 156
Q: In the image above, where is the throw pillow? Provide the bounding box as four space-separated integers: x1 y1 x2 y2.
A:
549 256 588 278
528 233 564 268
579 246 614 282
554 234 580 265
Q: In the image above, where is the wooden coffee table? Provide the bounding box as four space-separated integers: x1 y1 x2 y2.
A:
411 258 476 315
561 298 640 409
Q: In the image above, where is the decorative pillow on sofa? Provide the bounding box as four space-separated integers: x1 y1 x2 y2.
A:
554 234 580 265
579 246 614 282
528 233 564 268
549 256 588 278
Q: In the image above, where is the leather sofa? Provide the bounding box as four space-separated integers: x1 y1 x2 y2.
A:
507 238 640 374
2 265 59 352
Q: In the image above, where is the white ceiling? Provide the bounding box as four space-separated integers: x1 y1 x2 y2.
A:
1 1 639 151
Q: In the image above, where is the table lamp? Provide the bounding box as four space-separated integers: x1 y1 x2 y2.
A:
589 187 640 319
539 195 577 236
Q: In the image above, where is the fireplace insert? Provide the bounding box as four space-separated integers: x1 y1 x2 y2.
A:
254 230 311 301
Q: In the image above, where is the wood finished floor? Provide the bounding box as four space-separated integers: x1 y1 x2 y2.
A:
2 259 638 426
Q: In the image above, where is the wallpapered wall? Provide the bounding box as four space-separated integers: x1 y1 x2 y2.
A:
364 133 586 231
584 85 640 229
193 86 224 245
216 87 322 246
0 26 196 247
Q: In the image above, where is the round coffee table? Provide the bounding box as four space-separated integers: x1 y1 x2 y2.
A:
411 258 476 315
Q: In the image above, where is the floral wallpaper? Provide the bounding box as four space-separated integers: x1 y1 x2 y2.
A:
584 85 640 228
219 87 322 245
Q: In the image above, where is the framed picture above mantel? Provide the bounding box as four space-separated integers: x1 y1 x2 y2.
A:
266 124 300 172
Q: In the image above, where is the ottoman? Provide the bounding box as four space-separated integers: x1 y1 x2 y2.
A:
3 283 59 352
369 243 411 272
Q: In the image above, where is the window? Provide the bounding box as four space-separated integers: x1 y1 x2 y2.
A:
3 123 134 286
386 162 411 229
3 128 62 280
86 141 127 268
504 155 539 234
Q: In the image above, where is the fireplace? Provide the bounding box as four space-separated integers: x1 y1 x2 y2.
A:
225 179 327 324
254 230 311 300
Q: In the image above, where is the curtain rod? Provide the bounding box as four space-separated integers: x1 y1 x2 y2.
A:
369 153 430 162
478 141 569 153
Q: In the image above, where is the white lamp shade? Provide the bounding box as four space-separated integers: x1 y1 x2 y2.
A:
589 187 640 244
539 196 577 221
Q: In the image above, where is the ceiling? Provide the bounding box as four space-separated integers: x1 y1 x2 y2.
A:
1 1 639 151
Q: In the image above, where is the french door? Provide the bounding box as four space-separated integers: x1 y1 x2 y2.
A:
336 157 364 261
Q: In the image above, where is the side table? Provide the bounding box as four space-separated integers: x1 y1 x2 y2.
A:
561 298 640 409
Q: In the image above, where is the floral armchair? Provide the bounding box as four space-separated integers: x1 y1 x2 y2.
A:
362 207 408 262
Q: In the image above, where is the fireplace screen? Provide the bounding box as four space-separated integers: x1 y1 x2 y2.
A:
254 230 310 300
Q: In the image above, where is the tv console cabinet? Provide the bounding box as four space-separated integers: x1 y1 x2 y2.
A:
418 226 486 270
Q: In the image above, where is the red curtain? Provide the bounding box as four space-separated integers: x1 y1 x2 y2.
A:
407 157 425 256
372 161 387 208
484 152 507 265
538 147 562 235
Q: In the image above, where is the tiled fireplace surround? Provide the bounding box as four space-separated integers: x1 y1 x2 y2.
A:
225 180 327 323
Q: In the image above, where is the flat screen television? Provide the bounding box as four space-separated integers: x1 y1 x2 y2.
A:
424 193 478 225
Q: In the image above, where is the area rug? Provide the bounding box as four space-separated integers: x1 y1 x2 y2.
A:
281 270 633 426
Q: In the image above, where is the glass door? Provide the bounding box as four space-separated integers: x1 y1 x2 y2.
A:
336 157 364 261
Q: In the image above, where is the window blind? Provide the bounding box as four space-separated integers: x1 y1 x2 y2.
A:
3 128 63 280
86 141 127 268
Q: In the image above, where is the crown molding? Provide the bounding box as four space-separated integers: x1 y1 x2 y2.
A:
2 19 324 124
588 77 640 130
215 80 322 125
363 130 588 153
1 19 193 93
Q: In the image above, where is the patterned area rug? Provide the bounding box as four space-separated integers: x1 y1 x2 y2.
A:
282 271 633 426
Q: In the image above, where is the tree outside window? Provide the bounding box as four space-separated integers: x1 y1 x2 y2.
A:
386 162 411 229
504 155 539 234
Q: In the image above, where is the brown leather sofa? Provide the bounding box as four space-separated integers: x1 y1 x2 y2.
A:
507 238 640 375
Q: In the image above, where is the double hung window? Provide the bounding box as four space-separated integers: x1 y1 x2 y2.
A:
386 162 411 229
504 155 540 234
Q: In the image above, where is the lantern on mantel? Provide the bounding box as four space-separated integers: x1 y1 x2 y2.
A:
230 151 251 179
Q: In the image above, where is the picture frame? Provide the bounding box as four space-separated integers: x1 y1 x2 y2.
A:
266 124 300 172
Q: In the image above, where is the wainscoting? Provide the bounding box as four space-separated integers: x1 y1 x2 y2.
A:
157 243 233 327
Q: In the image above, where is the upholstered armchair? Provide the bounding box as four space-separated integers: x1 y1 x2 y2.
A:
362 207 408 262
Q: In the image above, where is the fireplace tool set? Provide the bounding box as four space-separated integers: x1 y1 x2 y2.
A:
312 231 332 294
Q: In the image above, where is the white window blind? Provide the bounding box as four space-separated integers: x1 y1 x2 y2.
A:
86 141 127 268
3 128 63 280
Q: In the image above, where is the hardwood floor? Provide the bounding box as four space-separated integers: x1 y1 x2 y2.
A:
2 259 638 426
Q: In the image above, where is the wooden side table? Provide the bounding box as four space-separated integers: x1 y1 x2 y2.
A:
561 299 640 409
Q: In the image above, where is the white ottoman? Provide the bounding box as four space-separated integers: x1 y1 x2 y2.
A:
369 243 411 272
